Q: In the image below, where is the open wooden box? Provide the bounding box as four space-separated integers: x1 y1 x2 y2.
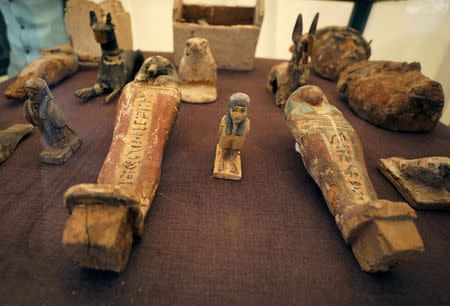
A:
173 0 264 71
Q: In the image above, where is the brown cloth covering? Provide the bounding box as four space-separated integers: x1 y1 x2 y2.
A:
0 53 449 305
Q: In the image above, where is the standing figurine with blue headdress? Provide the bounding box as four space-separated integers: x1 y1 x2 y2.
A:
213 92 250 180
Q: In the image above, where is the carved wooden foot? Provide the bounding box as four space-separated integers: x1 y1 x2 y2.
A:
62 184 139 272
338 200 424 272
213 145 242 180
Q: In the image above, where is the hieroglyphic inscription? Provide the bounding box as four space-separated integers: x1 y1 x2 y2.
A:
296 112 376 203
113 90 155 186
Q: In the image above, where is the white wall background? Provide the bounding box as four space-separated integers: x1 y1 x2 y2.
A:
92 0 450 125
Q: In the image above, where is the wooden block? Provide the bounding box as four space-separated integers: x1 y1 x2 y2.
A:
378 157 450 209
213 144 242 181
62 205 132 273
351 219 424 272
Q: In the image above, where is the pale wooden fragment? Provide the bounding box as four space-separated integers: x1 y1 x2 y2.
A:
0 124 33 163
378 157 450 209
284 85 424 272
63 56 180 272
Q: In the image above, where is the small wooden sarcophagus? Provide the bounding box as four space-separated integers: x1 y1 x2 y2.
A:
173 0 264 71
62 56 180 272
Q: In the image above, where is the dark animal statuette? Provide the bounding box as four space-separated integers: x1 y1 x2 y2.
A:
24 78 81 165
267 13 319 107
74 11 143 103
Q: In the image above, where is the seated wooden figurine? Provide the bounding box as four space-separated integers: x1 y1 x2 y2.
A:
213 92 250 180
284 85 424 272
24 78 81 165
178 37 217 103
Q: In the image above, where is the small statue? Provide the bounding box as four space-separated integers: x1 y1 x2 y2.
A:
74 11 144 103
285 85 424 272
63 56 180 272
178 37 217 103
213 92 250 180
4 44 99 100
24 78 81 165
0 124 33 163
267 13 319 107
378 156 450 209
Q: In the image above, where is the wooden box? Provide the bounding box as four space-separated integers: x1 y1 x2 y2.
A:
173 0 264 71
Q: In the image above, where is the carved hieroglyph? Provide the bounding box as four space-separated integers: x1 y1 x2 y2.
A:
24 78 81 165
0 124 33 163
267 13 318 107
213 92 250 180
379 157 450 209
4 45 98 100
284 85 424 272
178 37 217 103
63 56 180 272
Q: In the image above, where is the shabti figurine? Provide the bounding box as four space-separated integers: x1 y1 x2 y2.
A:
0 124 33 163
311 26 371 80
178 37 217 103
74 10 143 103
213 92 250 180
63 56 180 272
338 61 444 132
267 13 318 107
4 45 98 100
24 78 81 165
379 157 450 210
284 85 424 272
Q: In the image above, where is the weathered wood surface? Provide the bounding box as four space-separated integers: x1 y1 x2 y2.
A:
379 156 450 210
0 124 33 163
285 85 424 272
311 26 371 80
267 13 318 107
24 78 81 165
178 37 217 103
173 0 264 71
338 61 444 132
63 56 181 272
3 45 98 100
213 93 250 181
